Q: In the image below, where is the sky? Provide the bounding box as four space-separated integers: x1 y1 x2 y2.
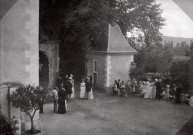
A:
156 0 193 38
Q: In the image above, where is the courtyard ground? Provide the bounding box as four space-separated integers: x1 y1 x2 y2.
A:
40 90 193 135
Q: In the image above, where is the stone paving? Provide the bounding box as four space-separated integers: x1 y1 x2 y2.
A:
40 91 193 135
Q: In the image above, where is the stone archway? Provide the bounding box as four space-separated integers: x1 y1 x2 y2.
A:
39 42 59 89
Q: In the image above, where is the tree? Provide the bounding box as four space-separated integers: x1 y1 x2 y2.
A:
170 61 189 93
40 0 165 80
132 44 172 75
40 0 165 49
9 85 50 134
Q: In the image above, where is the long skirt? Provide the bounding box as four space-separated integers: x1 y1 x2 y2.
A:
86 89 94 99
144 90 152 98
70 87 75 98
58 99 67 114
151 85 156 99
80 86 86 98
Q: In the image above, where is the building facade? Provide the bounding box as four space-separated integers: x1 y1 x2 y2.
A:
86 24 137 94
0 0 40 134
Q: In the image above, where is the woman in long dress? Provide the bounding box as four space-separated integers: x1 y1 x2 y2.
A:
151 83 156 99
69 74 75 99
58 83 67 114
144 81 152 98
88 76 94 99
80 79 86 98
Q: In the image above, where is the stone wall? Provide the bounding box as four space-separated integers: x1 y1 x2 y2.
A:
0 0 39 85
86 53 107 92
107 54 134 94
0 0 40 133
109 54 134 84
39 42 59 89
86 53 134 94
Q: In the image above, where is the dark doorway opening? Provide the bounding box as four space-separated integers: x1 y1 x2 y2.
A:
39 51 49 88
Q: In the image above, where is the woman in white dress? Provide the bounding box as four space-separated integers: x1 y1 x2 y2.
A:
80 79 86 99
69 74 75 99
144 81 152 98
151 83 156 99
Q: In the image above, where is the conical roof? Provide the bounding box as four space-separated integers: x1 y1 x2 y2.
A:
93 24 137 54
107 24 137 53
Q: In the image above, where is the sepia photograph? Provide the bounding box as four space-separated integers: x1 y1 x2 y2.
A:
0 0 193 135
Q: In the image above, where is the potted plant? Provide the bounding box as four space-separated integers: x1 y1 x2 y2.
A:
9 85 50 135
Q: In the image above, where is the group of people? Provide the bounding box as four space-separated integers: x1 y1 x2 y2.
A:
52 75 94 114
113 78 183 104
79 76 94 100
138 79 183 103
112 78 137 97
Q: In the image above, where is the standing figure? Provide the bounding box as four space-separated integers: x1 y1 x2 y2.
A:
163 84 170 100
126 79 132 94
64 75 72 101
69 74 75 99
80 79 86 99
113 80 120 96
56 76 62 89
58 83 67 114
151 82 156 99
85 77 92 99
144 81 152 98
64 74 69 86
120 81 128 97
175 84 182 104
155 79 162 100
52 87 58 113
88 76 94 99
131 78 136 93
117 79 121 94
170 84 176 102
38 86 44 113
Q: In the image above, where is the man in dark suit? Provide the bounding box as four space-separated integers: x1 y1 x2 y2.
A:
175 83 183 104
85 77 92 99
155 79 162 100
64 78 73 101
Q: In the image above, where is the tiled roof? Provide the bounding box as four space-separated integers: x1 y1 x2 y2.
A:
93 24 137 54
0 0 18 20
173 0 193 21
108 24 137 53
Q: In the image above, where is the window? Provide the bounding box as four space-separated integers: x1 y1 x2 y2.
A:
93 60 97 72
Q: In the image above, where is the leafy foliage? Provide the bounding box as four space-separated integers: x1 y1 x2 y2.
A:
40 0 165 48
0 104 19 135
40 0 165 81
131 44 173 76
9 85 50 133
170 61 189 93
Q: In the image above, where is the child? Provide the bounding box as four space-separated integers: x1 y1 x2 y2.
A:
80 79 86 99
52 87 58 113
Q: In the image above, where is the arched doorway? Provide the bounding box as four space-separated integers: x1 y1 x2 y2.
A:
39 51 49 88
